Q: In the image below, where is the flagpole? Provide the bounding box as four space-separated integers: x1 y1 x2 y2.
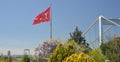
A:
50 0 56 40
50 5 52 39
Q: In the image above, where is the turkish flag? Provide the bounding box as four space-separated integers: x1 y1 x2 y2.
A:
32 7 50 25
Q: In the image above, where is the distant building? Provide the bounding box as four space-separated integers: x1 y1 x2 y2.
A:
8 50 11 56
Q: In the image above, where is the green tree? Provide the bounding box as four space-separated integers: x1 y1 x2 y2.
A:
70 26 88 47
69 27 91 54
100 36 120 62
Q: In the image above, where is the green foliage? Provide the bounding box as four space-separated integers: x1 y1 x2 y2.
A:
90 48 108 62
35 58 48 62
19 55 30 62
100 37 120 62
70 27 88 46
48 42 75 62
63 52 95 62
49 39 92 62
69 27 92 54
67 39 91 54
8 56 12 62
0 57 4 62
0 56 13 62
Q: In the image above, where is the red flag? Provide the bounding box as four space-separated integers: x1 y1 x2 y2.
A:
32 7 50 25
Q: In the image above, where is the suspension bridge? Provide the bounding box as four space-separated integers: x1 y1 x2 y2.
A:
82 15 120 48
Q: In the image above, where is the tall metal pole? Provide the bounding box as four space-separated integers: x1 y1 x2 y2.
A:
50 6 52 39
99 16 103 46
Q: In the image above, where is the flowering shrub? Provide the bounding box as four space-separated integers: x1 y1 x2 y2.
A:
48 42 75 62
63 53 95 62
35 39 63 58
48 39 93 62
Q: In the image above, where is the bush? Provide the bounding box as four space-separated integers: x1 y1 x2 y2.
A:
67 39 91 54
35 39 62 58
63 52 95 62
0 56 13 62
19 55 30 62
0 57 4 62
49 39 92 62
90 48 108 62
48 43 75 62
35 58 48 62
100 37 120 62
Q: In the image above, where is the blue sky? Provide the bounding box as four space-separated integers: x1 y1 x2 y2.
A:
0 0 120 55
